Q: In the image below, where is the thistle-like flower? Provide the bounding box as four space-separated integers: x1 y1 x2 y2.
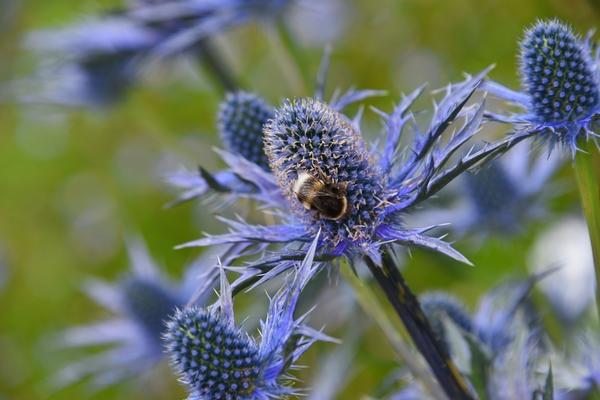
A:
53 237 218 389
125 0 293 57
485 19 600 153
21 18 158 106
392 277 549 400
219 91 274 170
164 237 331 399
178 70 532 289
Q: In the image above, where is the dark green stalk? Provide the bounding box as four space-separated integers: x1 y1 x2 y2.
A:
574 140 600 317
364 249 474 400
196 38 239 93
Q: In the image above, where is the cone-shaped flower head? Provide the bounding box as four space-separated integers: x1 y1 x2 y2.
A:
178 71 531 288
165 307 261 399
165 237 330 399
520 20 599 124
219 91 273 170
486 19 600 152
264 98 386 248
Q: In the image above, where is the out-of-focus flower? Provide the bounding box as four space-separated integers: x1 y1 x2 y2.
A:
392 276 550 400
528 217 596 324
177 70 532 290
22 17 159 106
218 91 273 170
485 19 600 154
164 236 333 399
413 141 563 238
125 0 293 57
16 0 341 106
53 236 219 389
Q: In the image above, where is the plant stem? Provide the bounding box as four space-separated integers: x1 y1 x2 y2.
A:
267 20 310 95
341 264 448 400
574 140 600 317
364 249 474 400
196 38 239 94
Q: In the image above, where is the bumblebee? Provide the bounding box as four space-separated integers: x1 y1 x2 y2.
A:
293 171 349 220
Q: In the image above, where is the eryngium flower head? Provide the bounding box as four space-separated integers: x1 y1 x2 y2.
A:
179 70 533 288
264 98 386 247
520 20 599 123
165 307 261 399
53 237 217 389
165 239 330 400
485 19 600 152
219 91 273 170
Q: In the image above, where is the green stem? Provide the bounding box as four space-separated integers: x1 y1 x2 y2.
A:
196 38 240 94
364 250 474 400
574 140 600 317
341 264 448 400
267 20 310 95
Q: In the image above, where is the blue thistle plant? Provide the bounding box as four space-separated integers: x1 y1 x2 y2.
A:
178 69 532 282
20 0 301 106
53 236 219 389
164 236 332 400
219 91 274 170
21 18 158 106
486 19 600 152
392 276 550 400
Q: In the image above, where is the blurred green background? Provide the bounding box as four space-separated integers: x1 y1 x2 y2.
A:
0 0 597 399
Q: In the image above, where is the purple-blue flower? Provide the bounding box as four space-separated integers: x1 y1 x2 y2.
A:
53 236 218 389
485 19 600 153
176 70 532 289
164 236 332 399
125 0 293 57
391 276 549 400
21 17 158 106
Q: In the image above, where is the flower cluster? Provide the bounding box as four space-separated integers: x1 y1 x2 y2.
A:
35 9 600 400
178 69 535 293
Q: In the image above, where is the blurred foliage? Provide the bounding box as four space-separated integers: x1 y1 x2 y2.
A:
0 0 597 399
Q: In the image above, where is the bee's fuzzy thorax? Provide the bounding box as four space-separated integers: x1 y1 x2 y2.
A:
264 98 385 248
